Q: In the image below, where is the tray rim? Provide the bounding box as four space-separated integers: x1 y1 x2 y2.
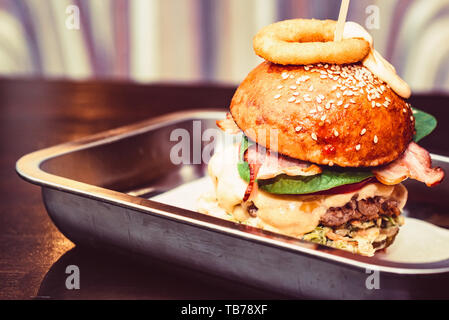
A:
16 109 449 275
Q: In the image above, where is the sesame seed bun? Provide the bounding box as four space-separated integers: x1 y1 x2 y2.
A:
230 61 415 167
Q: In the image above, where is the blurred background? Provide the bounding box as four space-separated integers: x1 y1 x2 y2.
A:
1 0 449 92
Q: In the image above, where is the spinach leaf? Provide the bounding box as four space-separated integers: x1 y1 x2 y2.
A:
412 108 437 142
258 170 373 194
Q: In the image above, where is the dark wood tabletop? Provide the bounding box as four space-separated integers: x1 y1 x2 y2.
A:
1 78 448 299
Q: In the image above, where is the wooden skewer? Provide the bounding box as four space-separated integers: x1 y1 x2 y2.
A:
335 0 350 41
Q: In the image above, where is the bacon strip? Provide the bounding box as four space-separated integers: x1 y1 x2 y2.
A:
216 113 241 134
242 144 322 201
243 145 263 202
243 162 260 202
257 152 322 179
374 142 444 187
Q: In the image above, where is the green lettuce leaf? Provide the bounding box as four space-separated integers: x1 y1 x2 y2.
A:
412 108 437 142
237 135 254 182
258 170 373 194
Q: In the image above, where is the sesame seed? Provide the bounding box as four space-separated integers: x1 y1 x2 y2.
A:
303 94 312 102
403 108 407 113
309 85 314 92
371 101 376 108
412 109 418 114
329 161 334 167
360 128 366 136
295 99 301 104
310 109 317 114
293 92 299 96
336 92 342 98
320 75 327 79
316 97 322 103
290 85 297 90
290 75 295 79
320 115 326 121
319 94 325 100
410 116 414 121
311 133 318 141
325 102 332 109
376 103 382 107
374 135 378 144
334 130 339 137
295 126 302 132
349 99 356 104
344 104 350 109
324 64 329 69
317 106 323 112
337 101 343 106
304 66 310 71
281 72 289 80
355 144 361 151
277 85 283 89
274 94 281 99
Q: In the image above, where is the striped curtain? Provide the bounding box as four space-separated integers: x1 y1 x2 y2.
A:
1 0 449 92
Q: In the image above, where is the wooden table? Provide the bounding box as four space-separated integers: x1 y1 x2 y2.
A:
1 79 448 299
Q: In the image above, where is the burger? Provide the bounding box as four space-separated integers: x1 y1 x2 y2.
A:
198 19 444 256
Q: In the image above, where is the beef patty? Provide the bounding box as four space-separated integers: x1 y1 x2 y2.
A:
320 196 400 227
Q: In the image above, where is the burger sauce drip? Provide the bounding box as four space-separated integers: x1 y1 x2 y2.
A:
323 144 336 155
339 22 411 99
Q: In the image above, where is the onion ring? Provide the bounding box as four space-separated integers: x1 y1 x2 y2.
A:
253 19 370 65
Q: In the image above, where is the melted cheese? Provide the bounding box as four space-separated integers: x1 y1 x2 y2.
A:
206 144 408 237
251 192 324 236
208 143 247 213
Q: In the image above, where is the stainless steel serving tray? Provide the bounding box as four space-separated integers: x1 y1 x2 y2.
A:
16 110 449 299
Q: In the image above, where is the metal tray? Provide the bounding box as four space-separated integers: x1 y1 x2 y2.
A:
16 110 449 299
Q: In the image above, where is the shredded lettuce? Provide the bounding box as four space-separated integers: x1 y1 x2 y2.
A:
302 227 330 245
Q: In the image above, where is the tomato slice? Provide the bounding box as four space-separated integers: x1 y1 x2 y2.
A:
309 178 375 196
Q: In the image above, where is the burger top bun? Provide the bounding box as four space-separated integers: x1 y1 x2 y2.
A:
230 61 415 167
